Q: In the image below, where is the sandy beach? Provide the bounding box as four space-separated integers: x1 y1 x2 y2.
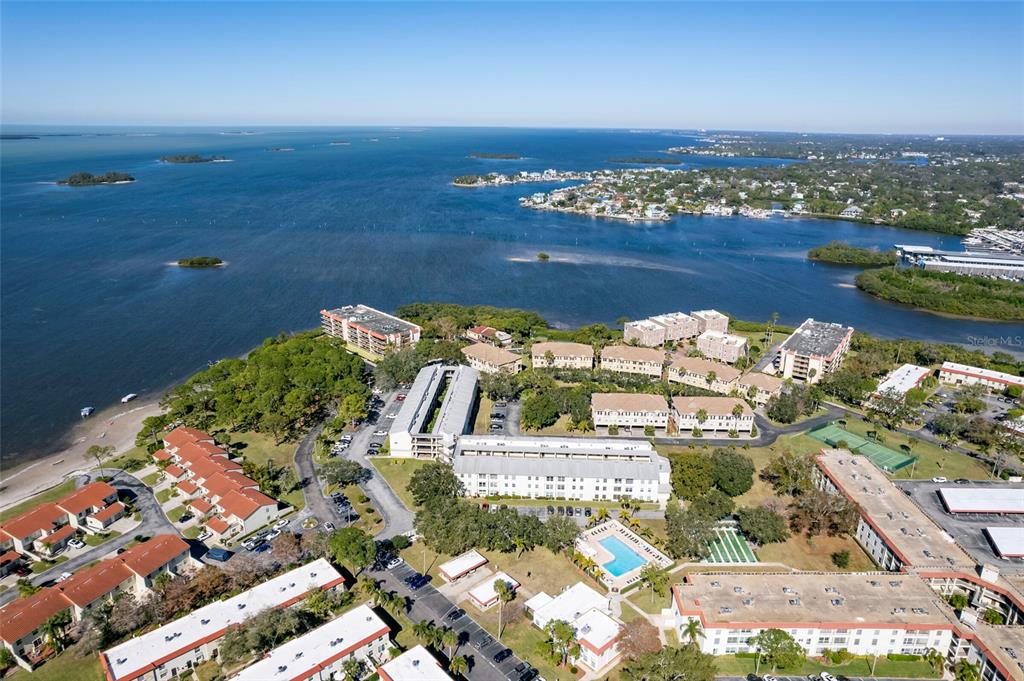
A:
0 398 163 511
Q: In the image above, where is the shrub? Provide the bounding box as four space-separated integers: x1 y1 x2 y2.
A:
831 550 850 568
887 653 921 662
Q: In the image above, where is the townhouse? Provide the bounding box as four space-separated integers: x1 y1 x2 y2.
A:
696 330 748 364
624 312 700 347
773 318 854 384
671 396 754 435
623 319 668 347
737 372 784 406
939 361 1024 393
591 393 671 434
466 325 513 347
1 535 191 671
100 558 346 681
319 304 421 359
691 309 729 334
599 345 665 378
531 341 594 369
525 582 622 673
461 342 522 375
667 355 741 394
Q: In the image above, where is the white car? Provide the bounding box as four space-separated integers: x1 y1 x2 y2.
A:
932 476 948 483
57 572 73 583
197 530 212 542
273 519 289 529
763 676 779 681
265 529 282 541
384 413 397 419
68 538 86 550
385 556 403 569
373 430 388 437
820 672 837 681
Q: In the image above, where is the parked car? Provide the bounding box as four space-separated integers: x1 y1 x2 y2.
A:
820 672 837 681
253 543 271 553
493 648 513 663
954 478 969 484
197 530 212 542
324 522 336 531
932 476 948 483
557 506 565 515
386 556 403 569
546 505 555 515
207 548 232 561
273 518 289 529
446 608 465 621
265 529 282 541
584 507 592 517
57 571 73 582
178 513 194 524
68 538 86 550
395 394 407 401
373 430 388 437
519 668 538 681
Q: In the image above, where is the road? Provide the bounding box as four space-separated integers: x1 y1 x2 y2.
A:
651 403 848 448
293 420 347 528
373 560 527 681
0 468 180 606
719 677 938 681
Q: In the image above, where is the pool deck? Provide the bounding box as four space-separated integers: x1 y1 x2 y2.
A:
576 520 673 591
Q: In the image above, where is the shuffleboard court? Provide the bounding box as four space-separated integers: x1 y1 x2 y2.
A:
705 526 758 564
808 422 916 472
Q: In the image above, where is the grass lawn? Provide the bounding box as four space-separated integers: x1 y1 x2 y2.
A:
523 414 579 436
343 484 384 533
10 651 104 681
167 504 189 523
473 395 495 434
156 488 173 504
713 654 939 678
756 532 875 571
231 431 305 510
0 480 77 522
84 530 121 547
368 456 430 511
30 556 68 573
184 526 203 539
103 445 151 473
141 471 161 486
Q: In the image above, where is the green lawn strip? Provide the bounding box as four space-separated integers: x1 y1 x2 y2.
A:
167 504 189 523
141 472 161 486
368 457 430 511
9 650 105 681
184 526 203 539
0 480 77 522
230 431 305 511
30 556 68 573
713 653 938 678
156 488 173 504
84 530 121 547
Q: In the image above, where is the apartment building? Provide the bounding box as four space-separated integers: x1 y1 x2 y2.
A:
461 342 522 375
320 305 421 359
466 325 513 347
667 355 741 394
231 604 390 681
531 341 594 369
453 436 672 505
525 583 622 673
1 535 191 671
774 318 854 384
591 393 671 434
696 330 748 364
100 558 345 681
388 364 478 459
939 362 1024 392
652 312 700 341
623 319 668 347
875 363 932 397
737 372 784 406
378 646 453 681
599 345 665 378
671 396 754 435
691 309 729 334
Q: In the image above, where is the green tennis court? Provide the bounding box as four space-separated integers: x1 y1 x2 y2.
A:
705 526 758 563
807 422 916 472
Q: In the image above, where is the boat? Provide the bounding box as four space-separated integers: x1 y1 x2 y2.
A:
80 407 94 418
120 393 138 404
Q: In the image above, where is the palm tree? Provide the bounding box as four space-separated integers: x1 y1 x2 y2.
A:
618 508 631 521
628 517 642 531
342 658 365 681
41 611 71 652
953 659 980 681
682 619 704 646
495 579 516 639
442 627 459 658
705 371 717 387
924 648 945 675
448 655 469 678
413 620 436 647
696 409 708 424
356 575 382 605
513 536 528 558
596 507 610 522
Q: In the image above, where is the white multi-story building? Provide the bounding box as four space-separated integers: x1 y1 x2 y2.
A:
531 342 594 369
591 393 671 434
624 319 668 347
696 330 748 364
939 362 1024 393
388 364 478 460
773 318 854 384
230 604 390 681
671 396 754 434
651 312 700 342
875 364 932 397
319 305 421 359
525 583 622 674
691 309 729 334
377 646 452 681
624 312 699 347
667 355 741 394
452 436 672 505
599 345 664 377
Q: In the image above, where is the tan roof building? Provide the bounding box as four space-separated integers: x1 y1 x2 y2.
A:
668 354 741 395
532 342 594 369
671 396 754 434
600 345 665 377
461 343 522 375
671 396 753 417
738 372 784 405
592 393 671 433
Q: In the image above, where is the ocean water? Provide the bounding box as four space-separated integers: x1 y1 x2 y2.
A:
2 127 1020 464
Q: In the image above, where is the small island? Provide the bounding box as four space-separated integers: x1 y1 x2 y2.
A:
855 267 1024 320
470 152 522 160
159 154 228 164
808 241 898 267
58 171 135 186
537 252 550 262
607 156 682 165
177 256 224 268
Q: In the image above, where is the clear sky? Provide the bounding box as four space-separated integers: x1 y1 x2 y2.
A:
2 1 1022 134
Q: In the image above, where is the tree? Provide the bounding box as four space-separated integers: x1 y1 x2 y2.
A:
41 611 72 653
953 659 980 681
711 449 755 496
689 489 735 521
16 577 40 597
748 628 805 673
639 564 670 606
737 506 789 545
337 393 369 426
669 452 714 498
442 627 459 658
342 657 365 681
947 592 969 610
321 459 369 487
0 646 14 671
480 371 520 402
521 391 561 430
86 444 114 470
788 489 858 537
330 527 377 575
302 586 340 621
408 462 463 507
620 645 717 681
542 515 581 553
924 648 945 675
375 347 425 389
542 620 579 667
621 620 662 659
413 620 438 647
665 500 714 560
271 532 303 566
759 450 816 496
449 655 469 678
495 579 516 639
868 389 918 429
682 619 703 645
831 550 851 569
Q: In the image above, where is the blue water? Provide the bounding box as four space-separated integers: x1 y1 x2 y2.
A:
2 127 1021 464
599 536 648 576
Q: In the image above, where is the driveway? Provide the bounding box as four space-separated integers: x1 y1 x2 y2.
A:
0 468 180 606
650 403 848 448
373 560 527 681
293 421 347 528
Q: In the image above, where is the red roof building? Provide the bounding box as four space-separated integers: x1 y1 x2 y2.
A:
162 427 214 451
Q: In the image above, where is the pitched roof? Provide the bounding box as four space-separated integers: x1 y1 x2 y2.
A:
163 464 186 479
600 345 665 363
591 392 670 413
531 341 594 358
163 427 214 450
0 503 67 542
219 488 277 521
38 524 76 545
669 354 741 382
738 372 784 392
57 481 117 515
190 498 214 515
175 480 200 496
0 587 74 644
57 561 133 608
461 343 521 366
201 471 258 500
91 501 126 523
671 395 753 417
206 517 232 535
151 449 172 462
118 535 190 578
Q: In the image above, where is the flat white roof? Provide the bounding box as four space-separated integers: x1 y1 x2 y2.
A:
525 582 610 630
232 604 389 681
468 571 519 606
940 362 1024 387
378 645 452 681
575 608 621 650
102 558 343 681
986 527 1024 557
876 364 931 396
438 550 487 580
939 488 1024 514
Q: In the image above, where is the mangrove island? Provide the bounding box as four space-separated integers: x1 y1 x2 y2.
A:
177 256 224 268
855 267 1024 321
808 241 898 267
58 171 135 186
159 154 228 164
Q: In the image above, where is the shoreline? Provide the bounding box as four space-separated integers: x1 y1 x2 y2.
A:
0 398 163 511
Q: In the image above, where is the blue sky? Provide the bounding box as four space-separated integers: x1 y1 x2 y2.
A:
2 2 1022 134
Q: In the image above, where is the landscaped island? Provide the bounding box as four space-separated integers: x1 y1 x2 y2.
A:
855 268 1024 320
470 152 522 159
58 171 135 186
608 156 682 165
177 256 224 268
808 241 898 267
159 154 227 164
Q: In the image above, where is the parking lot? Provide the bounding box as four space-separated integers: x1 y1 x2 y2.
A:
895 479 1024 574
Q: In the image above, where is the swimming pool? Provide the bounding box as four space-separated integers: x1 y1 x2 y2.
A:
599 536 648 577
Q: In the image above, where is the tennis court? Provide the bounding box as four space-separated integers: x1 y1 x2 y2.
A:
807 422 916 472
704 526 758 564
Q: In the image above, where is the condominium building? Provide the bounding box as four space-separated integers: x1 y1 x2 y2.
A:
388 364 478 459
691 309 729 334
737 372 784 406
100 559 346 681
623 312 699 347
525 583 622 673
696 330 748 364
651 312 700 341
378 646 452 681
452 436 672 505
774 318 854 384
671 396 754 434
814 449 975 571
231 604 390 681
461 343 522 375
623 319 667 347
591 393 671 434
667 355 741 394
320 305 421 359
1 535 192 671
875 363 932 397
939 362 1024 392
599 345 665 378
531 342 595 369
